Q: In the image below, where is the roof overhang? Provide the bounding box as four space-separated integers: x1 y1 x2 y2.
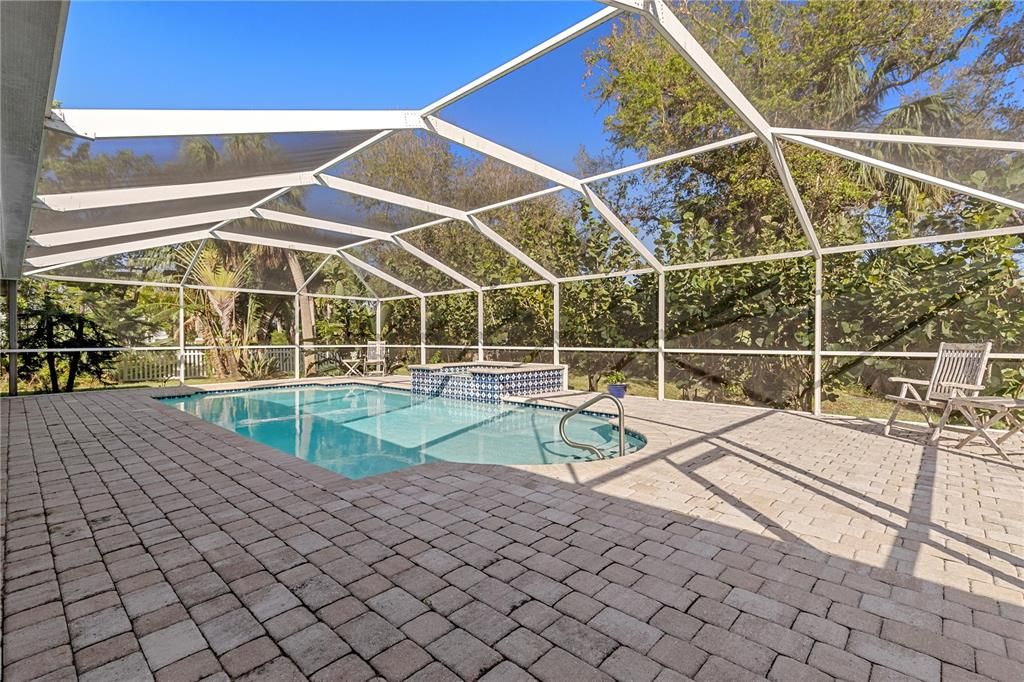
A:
1 0 69 279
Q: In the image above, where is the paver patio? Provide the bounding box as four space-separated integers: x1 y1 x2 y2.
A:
2 380 1022 681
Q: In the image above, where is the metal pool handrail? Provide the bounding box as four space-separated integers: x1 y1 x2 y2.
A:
558 393 626 460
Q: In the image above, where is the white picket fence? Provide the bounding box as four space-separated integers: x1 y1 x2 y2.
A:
116 348 295 382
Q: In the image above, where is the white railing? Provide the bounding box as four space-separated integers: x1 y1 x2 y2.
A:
113 347 295 383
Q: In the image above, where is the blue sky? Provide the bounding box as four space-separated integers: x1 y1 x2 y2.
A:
55 1 616 172
55 1 601 109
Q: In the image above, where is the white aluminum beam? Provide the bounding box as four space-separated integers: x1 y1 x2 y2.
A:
812 257 823 415
394 236 481 291
581 184 663 272
341 252 423 297
23 256 100 276
767 140 822 256
28 273 180 288
602 1 645 10
211 230 339 255
467 215 558 284
581 132 759 184
786 136 1024 212
477 290 485 361
772 129 1024 152
663 249 814 272
420 297 427 363
481 279 549 292
31 207 247 247
252 208 396 242
423 116 582 189
819 224 1024 255
25 229 210 267
553 282 560 367
38 172 315 211
297 255 332 293
421 287 475 298
317 175 466 220
179 237 208 285
466 186 566 217
641 0 772 140
421 6 620 115
558 267 656 283
47 108 423 139
657 271 666 400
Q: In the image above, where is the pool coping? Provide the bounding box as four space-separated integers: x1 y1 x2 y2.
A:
154 378 651 464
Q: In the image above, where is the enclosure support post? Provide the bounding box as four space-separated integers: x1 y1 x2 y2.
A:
294 294 301 380
419 296 427 364
553 282 564 389
178 286 185 385
658 272 666 401
476 290 484 362
813 257 823 415
375 301 382 343
6 280 18 396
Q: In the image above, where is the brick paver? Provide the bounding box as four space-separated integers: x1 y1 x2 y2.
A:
2 380 1022 680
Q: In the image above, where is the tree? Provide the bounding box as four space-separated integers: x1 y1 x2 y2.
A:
582 0 1024 408
14 279 174 392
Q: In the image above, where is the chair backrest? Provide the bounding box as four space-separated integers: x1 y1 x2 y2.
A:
926 342 991 401
366 341 386 362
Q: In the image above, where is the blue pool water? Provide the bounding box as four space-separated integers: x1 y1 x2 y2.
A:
161 385 645 479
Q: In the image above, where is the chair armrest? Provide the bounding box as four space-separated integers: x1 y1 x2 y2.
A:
939 381 986 391
889 376 929 386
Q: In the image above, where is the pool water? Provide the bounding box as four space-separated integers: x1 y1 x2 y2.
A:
161 385 645 479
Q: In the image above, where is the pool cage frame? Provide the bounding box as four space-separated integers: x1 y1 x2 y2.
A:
5 0 1024 411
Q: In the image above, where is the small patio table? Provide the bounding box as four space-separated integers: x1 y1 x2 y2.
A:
945 395 1024 459
340 354 364 377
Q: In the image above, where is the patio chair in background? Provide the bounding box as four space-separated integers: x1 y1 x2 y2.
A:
884 342 992 441
365 341 387 376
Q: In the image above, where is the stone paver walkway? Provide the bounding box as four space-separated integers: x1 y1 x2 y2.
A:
2 382 1022 681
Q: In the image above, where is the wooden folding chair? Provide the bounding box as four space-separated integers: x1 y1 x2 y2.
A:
883 342 992 442
365 341 387 376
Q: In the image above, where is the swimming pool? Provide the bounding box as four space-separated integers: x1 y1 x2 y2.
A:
161 384 645 479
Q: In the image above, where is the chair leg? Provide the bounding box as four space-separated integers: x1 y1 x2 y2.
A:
884 401 902 435
929 401 955 444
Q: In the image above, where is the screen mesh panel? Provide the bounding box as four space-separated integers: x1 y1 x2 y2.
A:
269 184 442 232
665 259 814 351
822 235 1024 353
15 278 179 348
326 129 554 211
474 189 646 277
483 284 553 347
33 238 200 283
216 217 363 251
400 220 536 286
426 292 476 346
814 138 1023 203
38 129 378 193
438 14 748 174
785 141 1024 248
184 239 325 294
588 140 808 265
665 353 813 410
563 351 657 397
560 273 658 349
347 241 462 293
29 190 268 241
304 255 405 299
674 1 1022 139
